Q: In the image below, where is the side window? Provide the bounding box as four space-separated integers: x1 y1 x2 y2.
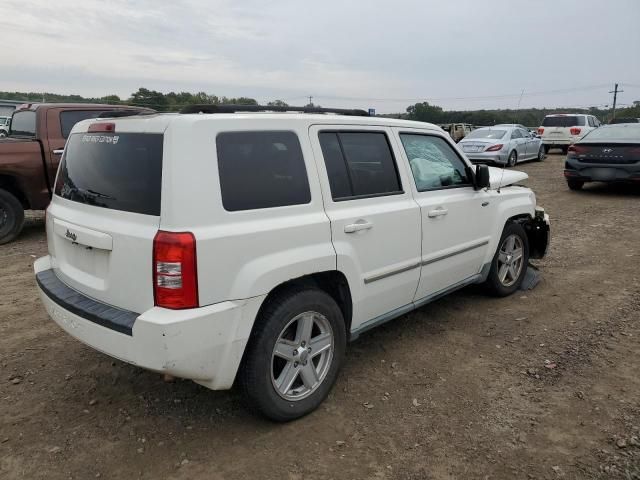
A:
399 134 470 191
216 131 311 211
575 116 586 126
60 111 107 139
318 131 402 200
510 129 522 140
587 117 595 127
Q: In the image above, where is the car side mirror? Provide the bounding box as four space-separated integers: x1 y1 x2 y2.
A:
474 164 490 190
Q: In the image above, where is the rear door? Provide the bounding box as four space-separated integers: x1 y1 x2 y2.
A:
309 125 421 331
510 128 526 159
47 124 165 313
393 129 494 301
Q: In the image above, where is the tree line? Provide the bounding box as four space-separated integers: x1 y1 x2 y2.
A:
2 88 639 125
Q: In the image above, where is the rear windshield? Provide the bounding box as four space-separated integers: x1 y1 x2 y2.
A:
582 124 640 141
465 129 506 140
54 133 163 215
542 116 585 127
10 110 36 136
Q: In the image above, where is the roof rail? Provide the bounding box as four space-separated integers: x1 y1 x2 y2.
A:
179 104 370 116
96 109 156 118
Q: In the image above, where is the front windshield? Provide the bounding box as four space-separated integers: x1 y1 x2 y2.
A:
464 129 506 140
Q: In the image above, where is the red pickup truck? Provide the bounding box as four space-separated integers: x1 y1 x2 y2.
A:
0 103 152 244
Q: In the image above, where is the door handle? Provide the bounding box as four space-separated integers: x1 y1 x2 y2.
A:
427 208 448 218
53 149 64 155
344 220 373 233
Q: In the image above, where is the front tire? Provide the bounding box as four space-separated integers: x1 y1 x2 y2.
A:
0 188 25 245
536 145 545 161
484 222 529 297
238 288 346 422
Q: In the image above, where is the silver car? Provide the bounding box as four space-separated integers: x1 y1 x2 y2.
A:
458 124 545 166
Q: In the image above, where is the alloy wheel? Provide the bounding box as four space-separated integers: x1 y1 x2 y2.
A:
271 311 334 401
497 234 524 287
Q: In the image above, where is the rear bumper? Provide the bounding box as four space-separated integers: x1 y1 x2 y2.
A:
34 256 265 390
542 139 571 146
465 151 508 165
564 159 640 183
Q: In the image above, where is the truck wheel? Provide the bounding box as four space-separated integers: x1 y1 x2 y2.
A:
484 222 529 297
567 179 584 191
238 288 346 422
0 131 7 138
0 189 25 245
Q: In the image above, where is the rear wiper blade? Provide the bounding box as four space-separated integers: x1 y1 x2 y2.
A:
85 188 116 200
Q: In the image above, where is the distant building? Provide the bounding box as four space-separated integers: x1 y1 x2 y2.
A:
0 99 23 117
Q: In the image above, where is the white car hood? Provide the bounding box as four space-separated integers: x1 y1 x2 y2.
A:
487 166 528 189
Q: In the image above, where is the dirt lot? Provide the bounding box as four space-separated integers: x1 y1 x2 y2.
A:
1 153 639 480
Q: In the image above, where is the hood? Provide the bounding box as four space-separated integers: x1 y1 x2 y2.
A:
487 166 528 189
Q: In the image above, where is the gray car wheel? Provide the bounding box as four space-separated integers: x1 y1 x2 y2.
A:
508 150 517 167
536 145 545 161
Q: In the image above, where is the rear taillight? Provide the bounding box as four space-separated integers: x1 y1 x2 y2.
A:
570 127 581 136
153 231 198 309
485 144 504 152
537 128 544 135
567 145 587 156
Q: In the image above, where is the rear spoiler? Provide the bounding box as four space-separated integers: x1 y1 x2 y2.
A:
96 109 156 119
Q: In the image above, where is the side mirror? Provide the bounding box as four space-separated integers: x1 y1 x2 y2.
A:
474 164 490 190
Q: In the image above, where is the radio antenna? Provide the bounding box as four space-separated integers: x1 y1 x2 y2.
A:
498 88 525 193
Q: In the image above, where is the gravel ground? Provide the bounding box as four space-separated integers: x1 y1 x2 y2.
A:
1 153 639 480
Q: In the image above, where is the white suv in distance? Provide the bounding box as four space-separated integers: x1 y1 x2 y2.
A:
0 116 10 137
35 105 550 421
538 113 601 154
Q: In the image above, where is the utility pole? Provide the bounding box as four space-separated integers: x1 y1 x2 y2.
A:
609 83 623 121
308 95 313 106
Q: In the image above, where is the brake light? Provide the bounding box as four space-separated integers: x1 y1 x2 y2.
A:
153 231 198 309
537 128 544 135
485 144 504 152
88 122 115 133
570 127 581 136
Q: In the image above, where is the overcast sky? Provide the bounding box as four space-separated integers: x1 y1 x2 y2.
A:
2 0 640 113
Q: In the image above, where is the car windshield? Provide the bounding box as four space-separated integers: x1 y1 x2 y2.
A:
464 129 506 140
542 116 585 127
581 125 640 141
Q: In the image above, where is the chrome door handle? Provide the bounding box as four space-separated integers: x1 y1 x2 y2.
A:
53 149 64 155
427 208 448 218
344 221 373 233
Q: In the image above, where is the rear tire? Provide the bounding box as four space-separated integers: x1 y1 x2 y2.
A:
507 150 517 167
543 145 551 154
484 222 529 297
567 179 584 190
0 188 25 245
561 146 569 155
238 288 346 422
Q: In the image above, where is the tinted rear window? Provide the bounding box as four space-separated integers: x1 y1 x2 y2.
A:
582 124 640 141
60 111 107 138
10 110 36 136
465 129 506 140
54 133 163 215
542 116 585 127
216 131 311 211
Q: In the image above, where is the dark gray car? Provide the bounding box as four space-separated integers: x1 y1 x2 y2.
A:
564 123 640 190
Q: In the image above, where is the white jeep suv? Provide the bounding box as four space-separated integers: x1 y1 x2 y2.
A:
538 113 601 154
35 105 550 421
